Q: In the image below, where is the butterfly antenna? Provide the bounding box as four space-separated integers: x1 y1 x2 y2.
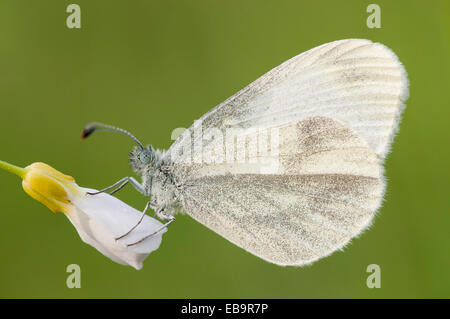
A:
82 122 145 150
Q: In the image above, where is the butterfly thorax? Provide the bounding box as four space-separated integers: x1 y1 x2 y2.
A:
129 145 181 216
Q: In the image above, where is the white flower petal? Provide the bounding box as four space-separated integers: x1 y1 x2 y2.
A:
66 188 167 269
66 209 130 266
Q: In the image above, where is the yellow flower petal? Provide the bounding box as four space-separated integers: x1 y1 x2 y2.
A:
26 162 75 182
21 163 82 213
22 179 69 213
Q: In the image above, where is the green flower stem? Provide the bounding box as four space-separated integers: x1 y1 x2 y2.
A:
0 160 26 178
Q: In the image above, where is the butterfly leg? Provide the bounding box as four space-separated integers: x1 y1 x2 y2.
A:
87 177 148 196
114 200 157 240
126 213 175 247
108 179 131 195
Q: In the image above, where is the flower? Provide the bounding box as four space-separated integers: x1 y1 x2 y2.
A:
0 160 166 270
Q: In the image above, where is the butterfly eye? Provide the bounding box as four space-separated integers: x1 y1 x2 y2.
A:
139 150 151 164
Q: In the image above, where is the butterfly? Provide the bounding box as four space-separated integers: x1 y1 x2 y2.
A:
83 39 408 266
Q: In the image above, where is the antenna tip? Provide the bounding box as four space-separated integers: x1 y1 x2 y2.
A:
81 122 98 139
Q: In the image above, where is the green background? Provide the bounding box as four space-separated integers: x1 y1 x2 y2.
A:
0 0 448 298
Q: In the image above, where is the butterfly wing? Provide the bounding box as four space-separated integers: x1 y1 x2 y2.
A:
167 39 408 164
172 117 383 266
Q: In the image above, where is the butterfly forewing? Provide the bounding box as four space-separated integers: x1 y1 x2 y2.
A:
167 39 408 164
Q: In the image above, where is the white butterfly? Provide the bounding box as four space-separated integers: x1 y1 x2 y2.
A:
83 39 408 266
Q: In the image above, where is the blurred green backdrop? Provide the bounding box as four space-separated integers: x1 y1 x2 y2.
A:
0 0 448 298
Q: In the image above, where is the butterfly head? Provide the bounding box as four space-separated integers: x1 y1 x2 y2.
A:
129 145 156 174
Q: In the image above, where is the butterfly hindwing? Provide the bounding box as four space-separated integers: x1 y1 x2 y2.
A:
172 117 383 266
